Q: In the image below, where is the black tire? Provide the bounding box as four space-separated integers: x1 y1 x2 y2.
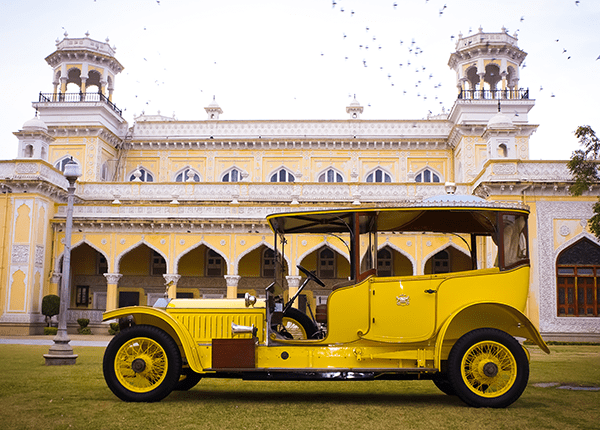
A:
103 325 182 402
279 307 319 339
447 328 529 408
174 368 203 391
432 372 456 396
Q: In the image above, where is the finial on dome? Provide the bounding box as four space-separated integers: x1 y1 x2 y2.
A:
205 96 223 119
478 26 483 33
85 31 90 37
64 31 68 37
501 26 507 33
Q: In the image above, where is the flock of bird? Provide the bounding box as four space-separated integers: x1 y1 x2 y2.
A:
82 0 593 119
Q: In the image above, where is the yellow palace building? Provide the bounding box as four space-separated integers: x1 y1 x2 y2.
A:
1 29 598 340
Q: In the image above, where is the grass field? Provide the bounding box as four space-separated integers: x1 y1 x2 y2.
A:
0 344 598 430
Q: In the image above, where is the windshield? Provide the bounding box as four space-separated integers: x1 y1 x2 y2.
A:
501 213 528 269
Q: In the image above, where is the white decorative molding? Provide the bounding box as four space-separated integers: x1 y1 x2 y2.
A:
224 275 241 287
558 225 570 237
34 245 44 267
286 276 302 289
163 273 181 286
536 201 599 334
12 245 29 264
104 273 123 284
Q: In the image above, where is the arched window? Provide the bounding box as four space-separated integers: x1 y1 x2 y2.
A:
377 247 393 277
129 167 154 182
317 248 336 278
556 238 600 317
432 250 450 274
366 168 392 183
318 168 343 183
206 249 224 277
222 168 241 182
101 162 109 181
497 144 508 158
55 157 80 173
262 248 275 278
415 168 440 183
175 168 200 182
377 247 394 276
151 250 166 276
24 145 34 158
270 168 295 183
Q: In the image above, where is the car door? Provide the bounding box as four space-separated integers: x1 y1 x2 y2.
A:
362 276 438 342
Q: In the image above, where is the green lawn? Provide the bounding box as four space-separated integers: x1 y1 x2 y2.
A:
0 344 598 430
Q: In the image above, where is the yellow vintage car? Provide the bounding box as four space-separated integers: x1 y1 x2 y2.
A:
102 196 550 407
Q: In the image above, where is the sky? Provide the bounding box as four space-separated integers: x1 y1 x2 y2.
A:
1 0 599 161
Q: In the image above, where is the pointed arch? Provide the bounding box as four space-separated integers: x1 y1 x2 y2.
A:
365 167 393 183
555 232 600 317
174 166 201 182
233 239 291 276
127 166 154 182
54 238 110 273
221 166 245 182
54 156 81 173
466 65 479 90
297 240 350 277
421 241 470 275
317 167 344 183
115 240 168 273
377 241 417 276
175 240 230 275
414 166 442 183
554 231 599 260
484 62 501 90
269 167 295 183
87 69 102 89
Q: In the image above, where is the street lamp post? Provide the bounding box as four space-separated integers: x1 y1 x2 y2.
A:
44 158 81 365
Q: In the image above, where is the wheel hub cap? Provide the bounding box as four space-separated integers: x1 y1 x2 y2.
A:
131 358 146 373
482 361 498 377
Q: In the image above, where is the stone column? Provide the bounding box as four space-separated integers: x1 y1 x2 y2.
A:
225 275 241 299
49 272 61 296
104 273 122 312
286 276 302 309
163 274 181 299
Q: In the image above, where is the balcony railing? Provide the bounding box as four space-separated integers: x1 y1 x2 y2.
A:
38 92 122 116
458 89 529 100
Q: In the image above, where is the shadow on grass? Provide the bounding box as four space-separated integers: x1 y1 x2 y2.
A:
167 387 463 407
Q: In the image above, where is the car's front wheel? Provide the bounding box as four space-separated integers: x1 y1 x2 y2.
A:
103 325 182 402
278 307 319 339
447 328 529 408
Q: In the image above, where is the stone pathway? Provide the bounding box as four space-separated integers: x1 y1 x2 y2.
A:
0 335 111 347
532 382 600 391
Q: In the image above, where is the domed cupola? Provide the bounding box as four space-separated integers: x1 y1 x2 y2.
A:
482 103 519 159
346 95 363 119
204 96 223 120
487 110 514 130
14 113 53 160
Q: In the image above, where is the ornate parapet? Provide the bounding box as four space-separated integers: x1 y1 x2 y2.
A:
73 182 450 209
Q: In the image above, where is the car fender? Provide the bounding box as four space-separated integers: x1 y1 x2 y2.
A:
433 301 550 369
103 307 204 373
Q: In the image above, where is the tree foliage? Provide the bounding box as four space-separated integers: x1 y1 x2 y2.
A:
41 294 60 326
568 125 600 239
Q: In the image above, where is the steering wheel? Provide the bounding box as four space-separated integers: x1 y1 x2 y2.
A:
297 264 326 287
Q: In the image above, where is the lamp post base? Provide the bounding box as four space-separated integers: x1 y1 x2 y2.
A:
44 341 78 365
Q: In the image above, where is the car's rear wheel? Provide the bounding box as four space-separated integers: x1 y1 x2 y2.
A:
447 328 528 408
432 372 456 396
103 325 181 402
